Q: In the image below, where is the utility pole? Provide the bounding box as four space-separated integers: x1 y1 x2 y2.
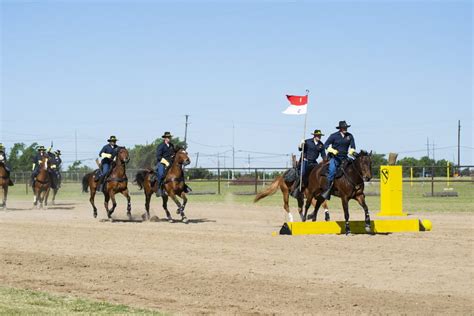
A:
457 120 461 173
184 114 190 147
432 141 435 162
74 130 78 162
426 137 430 159
248 154 250 171
232 122 235 179
195 152 199 168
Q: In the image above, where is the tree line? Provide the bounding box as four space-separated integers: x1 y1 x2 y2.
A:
4 142 470 178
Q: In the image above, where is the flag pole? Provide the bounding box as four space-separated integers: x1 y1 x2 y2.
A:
299 89 309 192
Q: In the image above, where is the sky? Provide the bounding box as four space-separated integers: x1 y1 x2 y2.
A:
1 0 472 169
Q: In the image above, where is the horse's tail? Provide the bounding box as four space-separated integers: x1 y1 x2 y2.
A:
82 173 91 193
254 175 283 203
134 169 149 190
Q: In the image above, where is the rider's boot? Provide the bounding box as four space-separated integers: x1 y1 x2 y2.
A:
156 181 163 197
321 180 334 200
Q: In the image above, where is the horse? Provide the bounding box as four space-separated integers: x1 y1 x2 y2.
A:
0 162 12 210
254 168 330 222
32 157 52 209
82 147 131 219
134 147 191 223
303 150 373 235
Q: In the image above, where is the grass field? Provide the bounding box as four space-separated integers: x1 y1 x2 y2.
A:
0 287 163 315
6 178 473 213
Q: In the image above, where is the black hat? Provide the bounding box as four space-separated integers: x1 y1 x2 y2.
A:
55 150 61 156
162 132 173 138
107 136 118 142
336 121 351 129
311 129 324 136
37 145 46 151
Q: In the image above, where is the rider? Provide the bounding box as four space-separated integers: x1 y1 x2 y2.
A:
0 143 14 186
321 120 356 200
97 136 119 192
49 149 62 189
155 132 175 196
291 129 326 197
31 146 47 185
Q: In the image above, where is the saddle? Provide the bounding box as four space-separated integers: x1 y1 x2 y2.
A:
320 159 351 179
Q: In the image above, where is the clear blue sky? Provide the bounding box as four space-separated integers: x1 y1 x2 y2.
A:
1 1 472 168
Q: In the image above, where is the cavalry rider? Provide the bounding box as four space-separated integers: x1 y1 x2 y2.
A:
291 129 326 197
97 136 119 191
0 143 14 186
31 145 48 185
155 132 175 196
49 149 62 189
321 120 356 200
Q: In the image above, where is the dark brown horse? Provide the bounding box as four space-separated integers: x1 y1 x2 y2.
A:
82 147 131 219
254 171 330 222
0 162 12 210
134 148 191 223
33 157 51 209
303 150 373 234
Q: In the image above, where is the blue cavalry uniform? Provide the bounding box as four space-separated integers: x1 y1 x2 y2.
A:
0 144 14 186
155 132 175 196
49 150 62 189
291 129 327 197
31 146 47 185
322 121 356 200
97 136 118 191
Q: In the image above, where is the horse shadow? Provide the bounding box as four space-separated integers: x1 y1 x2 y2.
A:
148 216 215 224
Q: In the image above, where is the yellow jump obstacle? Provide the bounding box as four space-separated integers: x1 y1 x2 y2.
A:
274 165 432 236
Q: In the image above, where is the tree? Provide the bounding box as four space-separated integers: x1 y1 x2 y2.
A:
128 137 186 170
7 142 38 171
67 161 93 173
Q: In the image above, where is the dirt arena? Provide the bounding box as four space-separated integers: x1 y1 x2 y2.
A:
0 198 472 315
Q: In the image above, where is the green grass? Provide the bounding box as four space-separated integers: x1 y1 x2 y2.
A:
0 287 164 315
6 178 473 213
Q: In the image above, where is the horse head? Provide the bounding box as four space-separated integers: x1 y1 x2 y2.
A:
116 147 130 164
174 147 191 166
354 150 373 182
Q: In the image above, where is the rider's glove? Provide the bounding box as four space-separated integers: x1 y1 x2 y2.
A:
327 147 339 156
160 158 170 167
348 148 356 156
100 153 112 159
51 164 57 169
32 163 36 171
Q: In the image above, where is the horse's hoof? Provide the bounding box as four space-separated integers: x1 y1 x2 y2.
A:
182 217 189 224
365 225 371 233
325 212 330 222
167 217 173 223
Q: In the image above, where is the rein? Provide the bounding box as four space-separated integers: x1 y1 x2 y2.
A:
342 158 365 189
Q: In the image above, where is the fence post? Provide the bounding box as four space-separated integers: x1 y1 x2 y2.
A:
254 168 258 194
431 165 435 196
217 167 221 195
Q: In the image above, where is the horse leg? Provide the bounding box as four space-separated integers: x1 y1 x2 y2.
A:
355 194 371 233
52 188 57 205
310 196 325 222
104 192 111 219
179 192 189 223
122 189 132 220
169 192 186 223
162 195 173 223
303 194 314 222
2 186 7 210
44 188 50 207
108 192 117 218
342 197 351 235
282 187 293 222
297 195 304 222
322 201 330 221
143 191 151 220
90 187 98 218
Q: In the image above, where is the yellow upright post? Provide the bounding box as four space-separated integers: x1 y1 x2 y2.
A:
410 167 413 187
447 161 450 187
378 165 407 216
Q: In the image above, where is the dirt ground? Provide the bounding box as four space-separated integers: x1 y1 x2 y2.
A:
0 197 472 315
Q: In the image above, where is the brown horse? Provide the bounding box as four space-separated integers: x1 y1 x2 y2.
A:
134 148 191 223
0 162 12 210
82 147 131 219
303 150 373 234
33 157 51 209
254 170 330 222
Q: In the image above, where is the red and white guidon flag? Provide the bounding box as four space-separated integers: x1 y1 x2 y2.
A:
282 95 308 115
